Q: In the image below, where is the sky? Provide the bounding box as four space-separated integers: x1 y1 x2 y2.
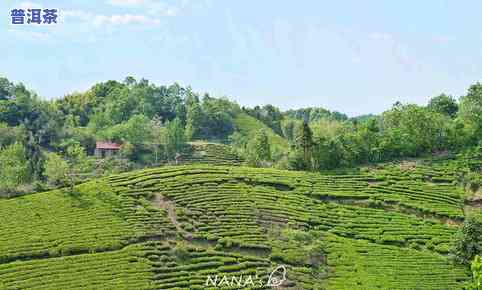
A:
1 0 482 116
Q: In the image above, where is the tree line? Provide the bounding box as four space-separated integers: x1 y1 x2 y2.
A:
0 75 481 195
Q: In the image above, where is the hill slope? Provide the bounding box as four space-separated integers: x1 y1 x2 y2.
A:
0 159 478 289
234 112 289 152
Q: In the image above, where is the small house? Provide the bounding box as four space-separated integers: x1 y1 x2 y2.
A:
95 141 121 158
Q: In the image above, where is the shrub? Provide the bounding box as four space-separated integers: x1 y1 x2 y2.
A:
450 216 482 265
468 255 482 290
173 243 190 261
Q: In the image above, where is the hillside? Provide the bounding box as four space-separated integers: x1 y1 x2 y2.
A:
1 155 480 289
233 112 289 152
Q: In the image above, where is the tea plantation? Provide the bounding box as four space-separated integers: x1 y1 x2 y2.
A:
180 142 244 166
1 155 480 289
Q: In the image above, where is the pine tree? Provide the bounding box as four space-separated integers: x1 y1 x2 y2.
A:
294 121 314 170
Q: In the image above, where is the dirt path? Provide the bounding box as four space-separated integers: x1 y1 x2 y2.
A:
151 194 193 240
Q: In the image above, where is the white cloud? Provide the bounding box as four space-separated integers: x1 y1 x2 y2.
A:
8 28 50 39
106 0 180 17
368 32 393 41
432 35 453 44
62 9 160 26
93 14 160 26
352 56 361 63
146 2 178 16
107 0 145 6
17 1 42 10
62 10 93 22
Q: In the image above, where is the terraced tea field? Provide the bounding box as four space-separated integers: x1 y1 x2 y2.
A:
180 142 244 166
1 156 480 289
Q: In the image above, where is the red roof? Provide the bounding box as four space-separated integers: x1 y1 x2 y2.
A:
96 141 121 150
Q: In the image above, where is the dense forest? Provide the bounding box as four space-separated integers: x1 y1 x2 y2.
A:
0 75 481 195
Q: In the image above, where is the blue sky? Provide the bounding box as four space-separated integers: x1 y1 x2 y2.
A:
1 0 481 116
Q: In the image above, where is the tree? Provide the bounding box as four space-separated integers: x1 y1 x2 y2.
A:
450 216 482 265
44 152 69 186
244 104 284 135
0 77 14 100
281 119 298 143
427 94 458 118
123 76 137 87
185 94 203 141
294 121 314 170
123 114 152 144
228 132 248 156
96 114 152 157
0 123 24 148
200 96 235 139
64 144 92 192
459 82 482 143
247 129 271 166
165 118 185 159
381 104 450 157
312 136 344 170
149 116 165 164
0 142 29 196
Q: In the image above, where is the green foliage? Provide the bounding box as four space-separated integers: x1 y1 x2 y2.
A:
428 93 458 118
234 113 288 152
200 96 236 140
450 216 482 265
0 142 29 195
381 103 451 157
0 123 24 148
460 82 482 144
63 144 94 190
2 74 482 192
294 121 314 170
0 77 14 100
284 107 348 122
247 129 271 166
97 114 152 145
469 255 482 290
166 117 186 158
184 93 202 141
173 243 190 261
313 136 344 170
281 119 298 142
243 104 284 135
44 152 69 186
123 114 152 144
271 229 325 267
